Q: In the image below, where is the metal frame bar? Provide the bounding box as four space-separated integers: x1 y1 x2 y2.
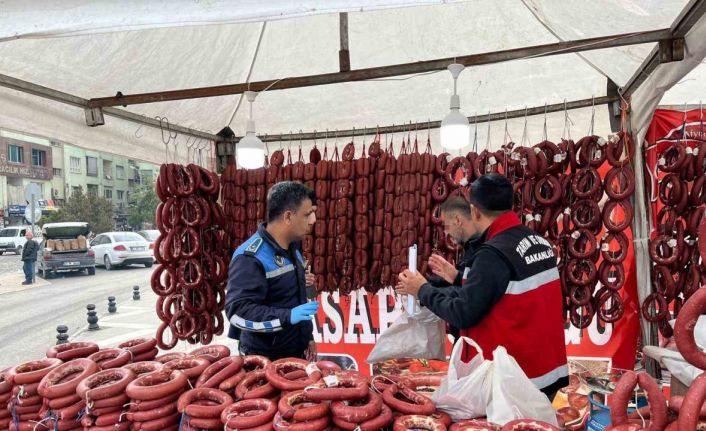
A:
255 95 618 142
88 29 673 108
0 73 219 141
339 12 351 72
622 0 706 96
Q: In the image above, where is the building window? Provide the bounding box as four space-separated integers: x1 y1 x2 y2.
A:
104 188 113 199
69 156 81 173
86 157 98 176
117 190 124 200
116 165 125 179
103 160 112 180
8 144 23 163
53 168 62 176
86 184 98 196
31 149 46 166
72 186 81 196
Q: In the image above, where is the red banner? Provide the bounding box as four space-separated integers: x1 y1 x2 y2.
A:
644 108 706 229
314 269 641 375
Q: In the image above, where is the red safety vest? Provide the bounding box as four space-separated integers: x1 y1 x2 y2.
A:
460 212 568 389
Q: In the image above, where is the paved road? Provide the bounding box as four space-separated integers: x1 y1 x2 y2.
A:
0 261 153 368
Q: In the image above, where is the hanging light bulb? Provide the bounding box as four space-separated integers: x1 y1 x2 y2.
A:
440 63 470 150
236 91 265 169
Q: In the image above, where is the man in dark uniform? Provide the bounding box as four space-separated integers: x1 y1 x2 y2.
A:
225 181 319 360
426 195 479 342
397 174 568 401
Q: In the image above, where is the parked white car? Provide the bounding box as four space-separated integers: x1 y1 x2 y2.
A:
137 230 160 262
0 226 30 255
90 232 153 270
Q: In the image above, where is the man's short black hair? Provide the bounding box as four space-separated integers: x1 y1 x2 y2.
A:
266 181 316 222
440 195 472 218
469 173 513 214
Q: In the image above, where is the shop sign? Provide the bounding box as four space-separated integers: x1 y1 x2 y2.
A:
7 204 27 216
0 160 51 180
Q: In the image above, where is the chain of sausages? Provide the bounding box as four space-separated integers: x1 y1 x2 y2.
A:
153 163 228 350
643 138 706 341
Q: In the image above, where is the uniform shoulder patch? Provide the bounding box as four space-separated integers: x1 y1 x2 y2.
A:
244 237 263 256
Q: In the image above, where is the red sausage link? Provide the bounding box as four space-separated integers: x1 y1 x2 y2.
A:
125 369 188 401
9 358 63 385
265 358 322 391
393 414 447 431
38 358 98 399
47 341 100 361
76 368 136 402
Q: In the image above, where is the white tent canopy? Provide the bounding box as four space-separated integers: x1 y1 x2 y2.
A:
0 0 704 164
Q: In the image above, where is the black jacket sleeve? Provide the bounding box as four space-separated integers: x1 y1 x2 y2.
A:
418 247 511 329
427 274 452 288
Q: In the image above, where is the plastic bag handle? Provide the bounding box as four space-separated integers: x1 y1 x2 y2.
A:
450 336 484 362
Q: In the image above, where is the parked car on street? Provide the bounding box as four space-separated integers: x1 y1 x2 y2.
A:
0 225 30 255
137 229 160 247
37 222 96 278
91 232 153 270
137 229 160 262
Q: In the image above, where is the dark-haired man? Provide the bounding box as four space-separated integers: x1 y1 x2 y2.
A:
226 181 319 361
426 195 479 342
396 174 568 400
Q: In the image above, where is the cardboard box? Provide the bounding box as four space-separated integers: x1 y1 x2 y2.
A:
55 240 65 251
62 239 72 250
77 235 87 249
46 239 56 251
70 239 79 250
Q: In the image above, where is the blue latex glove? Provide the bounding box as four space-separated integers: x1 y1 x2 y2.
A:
290 301 319 324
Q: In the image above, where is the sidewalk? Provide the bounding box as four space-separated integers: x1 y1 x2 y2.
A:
71 288 238 354
0 270 50 295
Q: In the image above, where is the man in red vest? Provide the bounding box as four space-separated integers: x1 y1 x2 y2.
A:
396 173 568 400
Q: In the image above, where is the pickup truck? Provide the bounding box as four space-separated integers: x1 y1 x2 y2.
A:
37 222 96 278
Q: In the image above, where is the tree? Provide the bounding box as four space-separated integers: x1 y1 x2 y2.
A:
42 188 114 234
127 181 158 229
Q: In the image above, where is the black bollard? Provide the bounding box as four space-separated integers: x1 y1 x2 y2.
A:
108 296 117 313
56 325 69 344
87 304 99 330
132 285 140 300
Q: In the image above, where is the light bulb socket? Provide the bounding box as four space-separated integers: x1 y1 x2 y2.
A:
246 119 256 134
449 94 460 110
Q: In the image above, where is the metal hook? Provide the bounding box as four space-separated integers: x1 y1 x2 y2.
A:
543 102 548 142
298 129 304 151
472 113 478 153
485 110 492 151
589 95 596 135
134 125 144 139
521 106 529 147
562 98 574 141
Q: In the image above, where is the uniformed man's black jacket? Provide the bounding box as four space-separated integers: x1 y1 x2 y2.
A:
427 235 479 340
225 225 312 359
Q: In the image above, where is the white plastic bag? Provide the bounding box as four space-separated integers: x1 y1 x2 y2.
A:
366 306 446 363
487 346 559 426
433 337 493 421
